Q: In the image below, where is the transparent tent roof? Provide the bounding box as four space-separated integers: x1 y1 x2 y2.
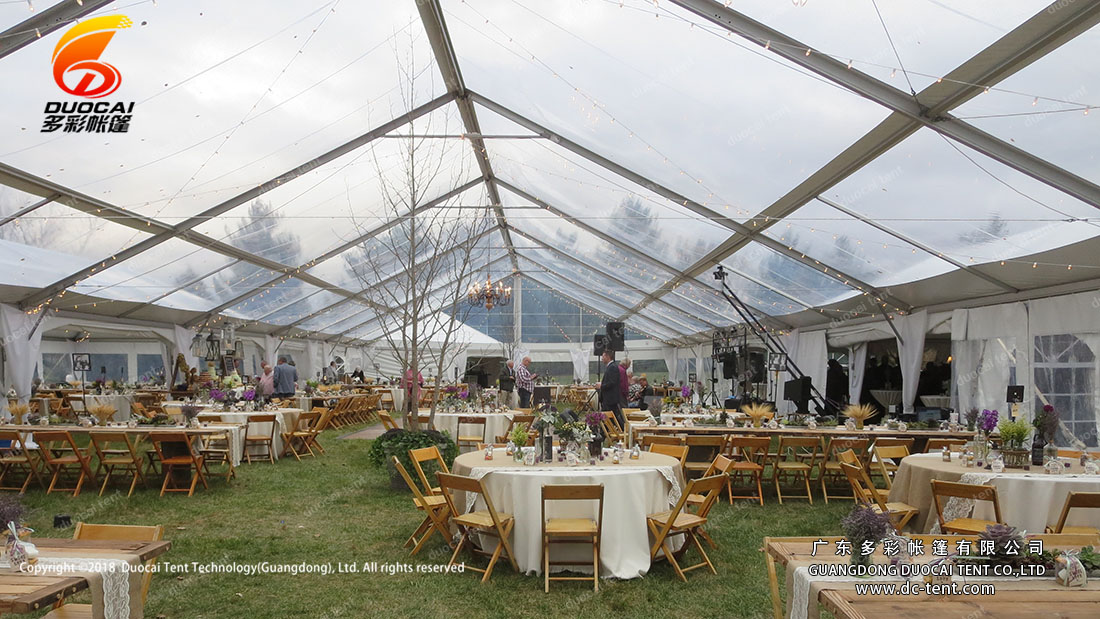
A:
1 0 1098 346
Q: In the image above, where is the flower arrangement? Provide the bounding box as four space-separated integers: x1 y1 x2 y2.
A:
965 408 980 431
209 388 227 403
841 503 892 565
842 403 876 429
0 496 25 530
978 524 1025 561
556 421 592 444
585 411 606 430
1033 405 1059 443
509 425 530 448
742 402 775 428
180 404 201 424
241 388 256 402
681 384 692 399
87 404 116 426
979 409 999 434
997 417 1031 449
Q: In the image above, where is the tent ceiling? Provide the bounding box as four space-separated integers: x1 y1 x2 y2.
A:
1 0 1099 347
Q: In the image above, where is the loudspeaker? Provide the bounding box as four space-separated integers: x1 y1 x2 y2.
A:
721 352 737 379
605 322 625 351
593 333 609 357
747 349 766 384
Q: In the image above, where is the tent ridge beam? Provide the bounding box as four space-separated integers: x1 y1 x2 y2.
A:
0 0 116 60
18 93 455 311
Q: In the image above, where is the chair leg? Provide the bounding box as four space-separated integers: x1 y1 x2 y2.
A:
774 473 783 505
689 529 717 575
803 471 813 505
592 537 599 592
544 536 550 593
821 472 829 504
127 467 139 498
99 465 113 496
482 537 505 583
159 464 171 497
755 472 764 506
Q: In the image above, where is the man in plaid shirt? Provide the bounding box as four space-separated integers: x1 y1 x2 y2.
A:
515 356 537 408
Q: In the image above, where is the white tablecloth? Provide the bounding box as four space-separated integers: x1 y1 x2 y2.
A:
451 450 684 579
195 409 300 461
81 394 135 421
431 412 514 444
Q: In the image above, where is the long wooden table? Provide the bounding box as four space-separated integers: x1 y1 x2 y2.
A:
631 424 975 450
0 538 171 614
765 535 1099 619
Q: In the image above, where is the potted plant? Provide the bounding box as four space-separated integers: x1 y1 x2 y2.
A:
841 503 891 568
509 426 530 462
7 403 29 425
997 417 1032 468
367 428 458 490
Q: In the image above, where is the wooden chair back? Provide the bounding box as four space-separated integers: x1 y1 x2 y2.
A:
437 472 508 534
931 479 1002 527
650 473 726 555
824 437 870 465
640 434 684 449
90 432 141 462
409 446 449 495
776 436 820 463
924 438 966 453
33 431 82 464
726 436 771 463
650 443 689 465
378 411 398 431
1054 492 1100 533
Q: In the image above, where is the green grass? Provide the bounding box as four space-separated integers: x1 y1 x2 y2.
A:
18 426 851 618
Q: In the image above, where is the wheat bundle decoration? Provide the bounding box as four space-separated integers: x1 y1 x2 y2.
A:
842 403 876 430
742 402 775 428
8 403 29 425
88 404 117 426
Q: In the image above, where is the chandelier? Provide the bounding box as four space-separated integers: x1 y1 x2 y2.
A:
467 273 512 310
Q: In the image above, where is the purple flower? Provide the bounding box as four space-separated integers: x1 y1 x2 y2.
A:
978 409 998 433
458 390 469 400
242 388 256 402
443 385 459 394
209 388 226 402
681 384 691 399
585 411 606 429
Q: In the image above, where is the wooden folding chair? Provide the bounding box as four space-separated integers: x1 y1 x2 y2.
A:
89 432 147 497
149 433 208 497
840 462 918 532
542 484 603 592
281 411 321 460
456 416 487 452
33 430 96 497
498 415 535 444
198 423 236 482
0 430 44 493
772 436 818 504
725 436 770 505
304 407 334 455
640 434 684 450
410 446 449 496
45 523 166 617
646 473 725 581
650 443 689 466
392 457 454 556
924 438 967 453
378 410 399 431
1050 492 1100 535
931 479 1003 534
242 414 278 464
437 472 518 583
817 437 870 503
684 435 727 480
871 444 910 491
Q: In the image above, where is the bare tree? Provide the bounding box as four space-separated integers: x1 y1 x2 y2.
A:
342 33 494 430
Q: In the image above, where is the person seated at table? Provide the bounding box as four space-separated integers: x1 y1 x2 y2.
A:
351 366 366 383
629 375 654 410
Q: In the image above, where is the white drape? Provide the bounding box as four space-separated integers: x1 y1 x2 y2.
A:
570 348 589 382
172 325 198 384
797 331 827 409
159 340 172 388
513 346 530 368
662 347 678 384
306 340 321 381
0 304 49 403
264 335 277 367
848 342 868 406
896 310 929 413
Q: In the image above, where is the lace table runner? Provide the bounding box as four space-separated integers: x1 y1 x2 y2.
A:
928 471 1093 534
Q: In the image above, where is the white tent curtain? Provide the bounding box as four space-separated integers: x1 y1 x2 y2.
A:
896 310 929 413
513 346 530 368
662 346 678 384
159 340 172 388
779 329 800 414
452 349 469 383
306 340 321 381
263 334 277 367
1 304 49 404
954 338 1018 419
848 342 868 406
797 330 828 410
570 347 589 382
172 325 198 384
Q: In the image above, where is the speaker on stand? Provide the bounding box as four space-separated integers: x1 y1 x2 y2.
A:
605 322 625 352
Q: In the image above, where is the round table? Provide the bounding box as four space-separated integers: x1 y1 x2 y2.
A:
429 412 514 444
451 449 685 579
888 452 1100 533
919 395 952 409
870 390 903 413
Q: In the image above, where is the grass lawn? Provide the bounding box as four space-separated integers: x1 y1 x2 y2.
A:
18 424 851 618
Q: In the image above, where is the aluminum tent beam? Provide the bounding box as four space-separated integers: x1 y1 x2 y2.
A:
815 196 1019 293
416 0 519 273
0 194 58 228
18 94 455 311
518 270 673 344
623 0 1100 319
471 93 909 313
0 0 116 60
115 259 242 319
326 254 512 341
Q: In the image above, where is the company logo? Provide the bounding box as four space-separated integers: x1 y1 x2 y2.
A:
51 15 132 99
